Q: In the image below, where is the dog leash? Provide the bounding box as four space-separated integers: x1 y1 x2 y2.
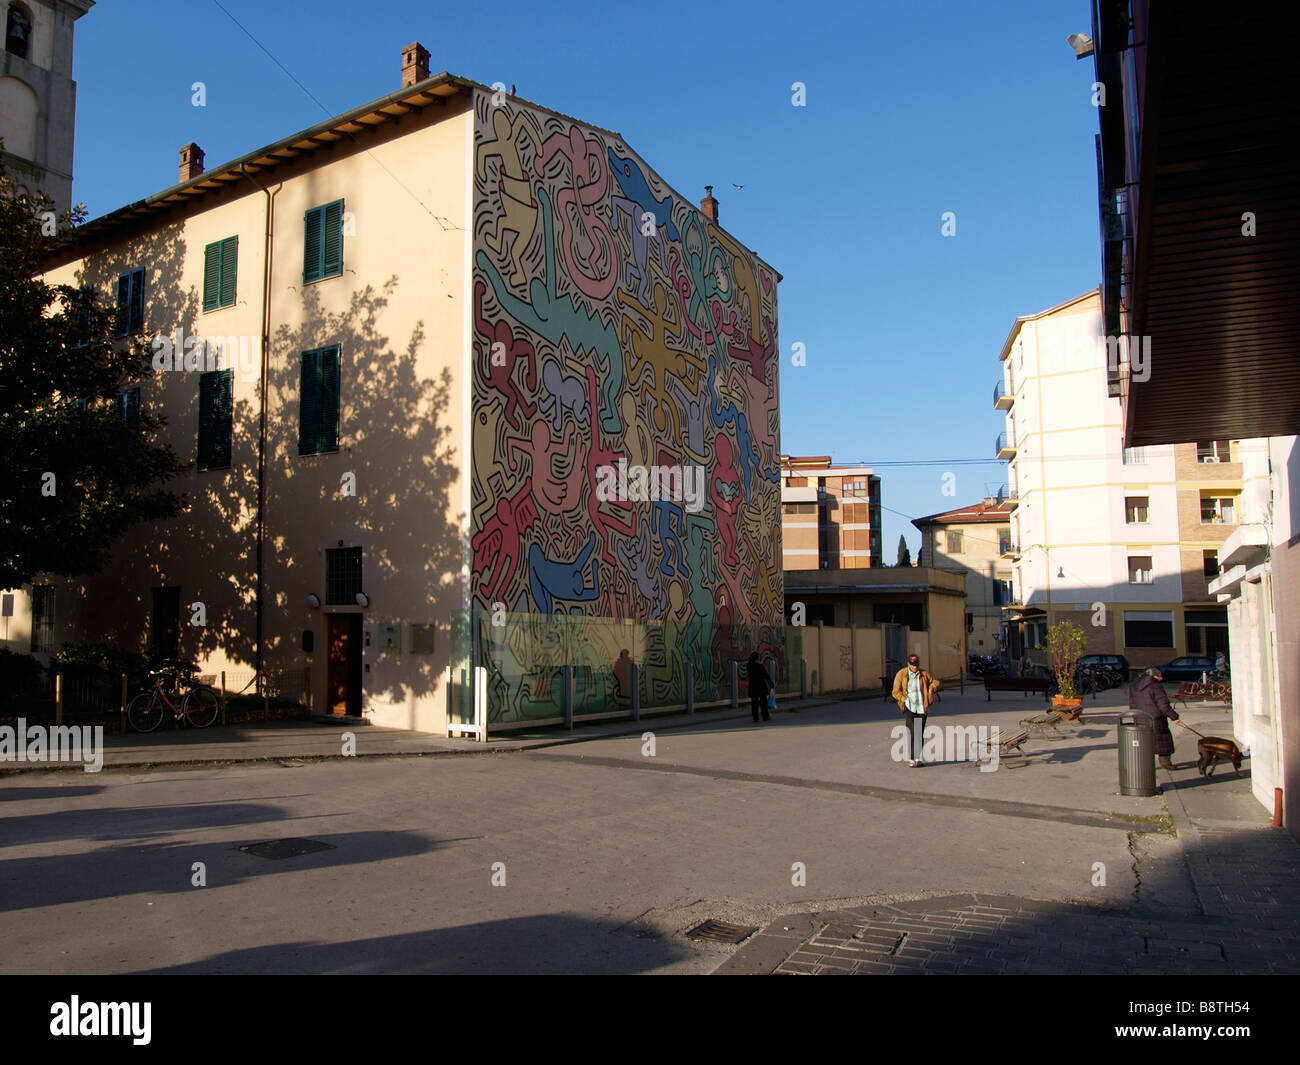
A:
1174 720 1209 739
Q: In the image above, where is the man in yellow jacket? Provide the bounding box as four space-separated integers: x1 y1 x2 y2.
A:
892 654 942 767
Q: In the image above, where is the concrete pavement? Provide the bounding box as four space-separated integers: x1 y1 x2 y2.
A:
1 686 1295 974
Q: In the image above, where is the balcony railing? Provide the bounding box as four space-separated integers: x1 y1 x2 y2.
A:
995 432 1017 459
994 381 1014 410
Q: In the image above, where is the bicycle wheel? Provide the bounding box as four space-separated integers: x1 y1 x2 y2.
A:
183 686 220 728
126 691 165 733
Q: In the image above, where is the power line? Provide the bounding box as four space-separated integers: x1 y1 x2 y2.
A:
209 1 464 232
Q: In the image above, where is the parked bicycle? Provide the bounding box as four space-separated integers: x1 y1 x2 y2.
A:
126 668 221 732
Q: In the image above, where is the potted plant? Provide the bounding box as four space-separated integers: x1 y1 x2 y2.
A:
1047 620 1087 713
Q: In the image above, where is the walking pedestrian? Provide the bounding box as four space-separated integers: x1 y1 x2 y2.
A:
1131 667 1180 769
747 651 773 723
892 654 941 766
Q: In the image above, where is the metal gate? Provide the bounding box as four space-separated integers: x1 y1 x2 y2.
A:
883 623 908 685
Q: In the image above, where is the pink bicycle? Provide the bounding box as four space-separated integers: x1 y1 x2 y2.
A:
126 669 220 732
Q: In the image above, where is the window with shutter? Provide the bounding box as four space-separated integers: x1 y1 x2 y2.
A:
115 269 145 334
299 350 321 454
304 200 344 283
198 370 233 470
319 345 340 453
117 388 141 420
299 346 341 455
203 237 238 312
304 206 323 283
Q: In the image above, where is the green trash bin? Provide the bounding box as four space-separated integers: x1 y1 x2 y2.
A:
1119 711 1157 796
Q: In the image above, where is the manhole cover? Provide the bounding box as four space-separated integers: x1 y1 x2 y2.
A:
237 838 335 860
685 919 757 944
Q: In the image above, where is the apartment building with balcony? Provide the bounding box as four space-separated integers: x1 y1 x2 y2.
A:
780 455 881 572
993 289 1241 667
913 496 1015 657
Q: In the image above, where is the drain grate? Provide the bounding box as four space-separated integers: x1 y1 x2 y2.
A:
685 919 758 945
237 838 335 860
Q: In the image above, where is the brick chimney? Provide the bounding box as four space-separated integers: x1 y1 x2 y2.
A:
402 42 430 87
700 185 718 223
179 143 204 183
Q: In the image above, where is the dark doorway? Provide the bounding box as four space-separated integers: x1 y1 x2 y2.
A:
326 614 363 716
151 587 180 664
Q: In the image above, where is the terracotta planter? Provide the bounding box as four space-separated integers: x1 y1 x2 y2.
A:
1052 695 1084 714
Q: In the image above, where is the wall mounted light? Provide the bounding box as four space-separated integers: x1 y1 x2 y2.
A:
1067 32 1094 59
1058 566 1065 578
355 592 369 608
306 593 321 609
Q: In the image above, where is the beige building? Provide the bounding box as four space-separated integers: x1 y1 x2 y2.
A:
996 289 1238 667
780 455 881 571
913 496 1014 658
0 0 92 212
9 49 783 734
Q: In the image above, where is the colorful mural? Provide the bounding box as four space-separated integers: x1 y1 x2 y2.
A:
470 91 782 720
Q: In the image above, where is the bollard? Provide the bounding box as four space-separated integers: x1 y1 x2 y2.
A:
563 664 573 729
800 659 807 698
730 660 738 708
685 661 694 714
55 673 63 727
630 662 640 721
959 667 964 696
120 673 128 734
220 670 227 725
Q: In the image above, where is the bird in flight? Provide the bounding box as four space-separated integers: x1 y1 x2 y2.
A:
732 183 744 190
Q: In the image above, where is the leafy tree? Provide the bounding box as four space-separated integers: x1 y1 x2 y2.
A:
0 154 185 589
896 534 911 567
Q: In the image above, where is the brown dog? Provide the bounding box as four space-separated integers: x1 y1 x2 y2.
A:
1197 737 1244 778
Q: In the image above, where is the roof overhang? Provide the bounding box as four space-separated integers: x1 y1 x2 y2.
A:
44 73 475 266
1099 1 1300 446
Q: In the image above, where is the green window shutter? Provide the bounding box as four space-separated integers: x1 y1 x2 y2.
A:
129 269 145 331
116 273 130 334
203 242 221 311
304 206 324 283
199 370 233 470
322 200 344 278
220 236 238 306
299 350 322 455
319 345 340 453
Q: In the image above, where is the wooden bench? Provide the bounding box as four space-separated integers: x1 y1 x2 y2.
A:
973 728 1031 767
1020 707 1083 735
983 675 1052 702
1174 681 1232 706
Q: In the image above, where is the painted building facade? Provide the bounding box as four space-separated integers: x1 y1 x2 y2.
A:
9 56 782 734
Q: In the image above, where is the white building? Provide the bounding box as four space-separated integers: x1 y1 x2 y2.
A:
1208 437 1296 815
996 289 1236 669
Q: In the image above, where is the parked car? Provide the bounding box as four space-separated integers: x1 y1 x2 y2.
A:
1152 655 1217 682
1076 654 1130 682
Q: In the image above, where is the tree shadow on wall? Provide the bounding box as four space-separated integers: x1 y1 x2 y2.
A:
64 251 461 708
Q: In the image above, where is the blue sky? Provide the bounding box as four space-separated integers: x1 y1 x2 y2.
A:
70 0 1102 558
